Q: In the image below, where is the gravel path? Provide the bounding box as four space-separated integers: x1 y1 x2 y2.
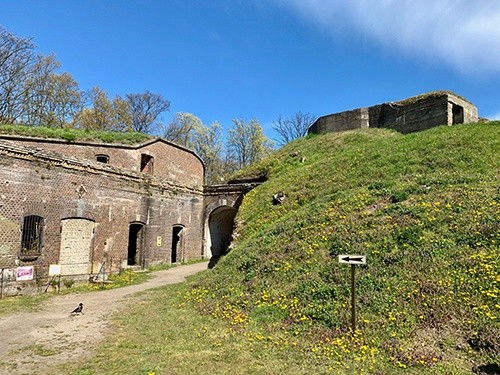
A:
0 262 209 375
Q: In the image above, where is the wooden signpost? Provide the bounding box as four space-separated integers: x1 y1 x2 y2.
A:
338 255 366 332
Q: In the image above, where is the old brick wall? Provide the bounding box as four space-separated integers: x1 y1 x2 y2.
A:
136 141 204 188
0 136 204 189
0 141 204 296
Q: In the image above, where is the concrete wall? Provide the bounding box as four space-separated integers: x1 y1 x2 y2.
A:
308 108 369 134
309 92 479 135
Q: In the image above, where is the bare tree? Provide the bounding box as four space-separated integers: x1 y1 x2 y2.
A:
273 111 316 146
0 26 35 123
125 91 170 134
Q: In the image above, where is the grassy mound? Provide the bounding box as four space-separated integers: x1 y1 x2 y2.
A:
0 124 151 144
189 122 499 373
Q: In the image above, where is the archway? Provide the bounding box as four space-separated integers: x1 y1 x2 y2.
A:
127 222 145 267
208 206 237 267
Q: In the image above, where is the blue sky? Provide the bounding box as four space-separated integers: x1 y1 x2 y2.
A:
1 0 500 141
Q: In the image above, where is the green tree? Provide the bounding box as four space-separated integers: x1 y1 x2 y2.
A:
22 54 83 127
163 112 201 146
226 117 274 170
193 121 224 184
163 113 224 184
75 87 122 131
112 96 133 131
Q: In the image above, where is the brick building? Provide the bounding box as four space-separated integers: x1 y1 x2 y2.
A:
0 135 206 295
308 91 478 135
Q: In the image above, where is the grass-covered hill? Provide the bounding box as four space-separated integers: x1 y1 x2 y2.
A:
0 124 151 144
188 122 499 374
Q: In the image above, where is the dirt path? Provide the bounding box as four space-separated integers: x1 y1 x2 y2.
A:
0 262 209 375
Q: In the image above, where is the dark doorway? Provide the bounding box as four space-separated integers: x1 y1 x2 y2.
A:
452 104 464 124
208 206 237 267
127 222 145 266
171 225 184 263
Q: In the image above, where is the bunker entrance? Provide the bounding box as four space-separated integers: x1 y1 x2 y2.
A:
127 222 145 266
171 225 184 263
452 104 464 124
208 206 237 267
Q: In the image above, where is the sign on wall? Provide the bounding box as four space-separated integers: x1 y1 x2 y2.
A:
49 264 62 276
16 266 34 281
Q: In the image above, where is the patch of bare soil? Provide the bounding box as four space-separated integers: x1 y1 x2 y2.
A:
0 262 208 375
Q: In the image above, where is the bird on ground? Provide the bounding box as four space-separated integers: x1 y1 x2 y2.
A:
71 303 84 314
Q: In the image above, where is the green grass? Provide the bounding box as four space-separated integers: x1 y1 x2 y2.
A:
0 269 153 317
0 124 151 144
0 293 51 317
64 281 474 375
190 122 499 373
4 122 499 374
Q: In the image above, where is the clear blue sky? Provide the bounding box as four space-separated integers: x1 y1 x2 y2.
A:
2 0 500 141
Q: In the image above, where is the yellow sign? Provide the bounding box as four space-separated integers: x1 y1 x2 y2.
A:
156 236 162 247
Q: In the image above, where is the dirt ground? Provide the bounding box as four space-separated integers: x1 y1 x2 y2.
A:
0 262 208 375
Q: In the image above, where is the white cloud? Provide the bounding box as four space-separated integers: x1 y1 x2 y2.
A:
273 0 500 75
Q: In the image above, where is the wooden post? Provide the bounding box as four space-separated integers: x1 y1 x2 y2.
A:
351 264 356 332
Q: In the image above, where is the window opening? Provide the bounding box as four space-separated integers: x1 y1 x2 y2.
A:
96 154 109 163
21 215 44 254
140 154 154 174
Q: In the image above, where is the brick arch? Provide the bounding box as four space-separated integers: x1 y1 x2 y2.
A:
203 194 244 268
206 205 238 268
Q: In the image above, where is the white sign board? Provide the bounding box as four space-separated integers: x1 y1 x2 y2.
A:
16 266 34 281
48 264 62 276
338 255 366 265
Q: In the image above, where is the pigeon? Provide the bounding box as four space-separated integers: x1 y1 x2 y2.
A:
71 303 84 314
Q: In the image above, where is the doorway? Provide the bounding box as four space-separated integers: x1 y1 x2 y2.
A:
452 104 464 124
171 225 184 263
127 222 145 266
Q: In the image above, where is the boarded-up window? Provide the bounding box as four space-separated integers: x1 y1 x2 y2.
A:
59 218 95 276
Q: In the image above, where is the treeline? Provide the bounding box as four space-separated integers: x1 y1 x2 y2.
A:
0 25 314 183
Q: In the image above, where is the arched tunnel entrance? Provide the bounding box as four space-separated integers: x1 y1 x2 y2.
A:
208 206 237 268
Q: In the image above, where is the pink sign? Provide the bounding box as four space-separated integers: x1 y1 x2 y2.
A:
16 266 34 281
